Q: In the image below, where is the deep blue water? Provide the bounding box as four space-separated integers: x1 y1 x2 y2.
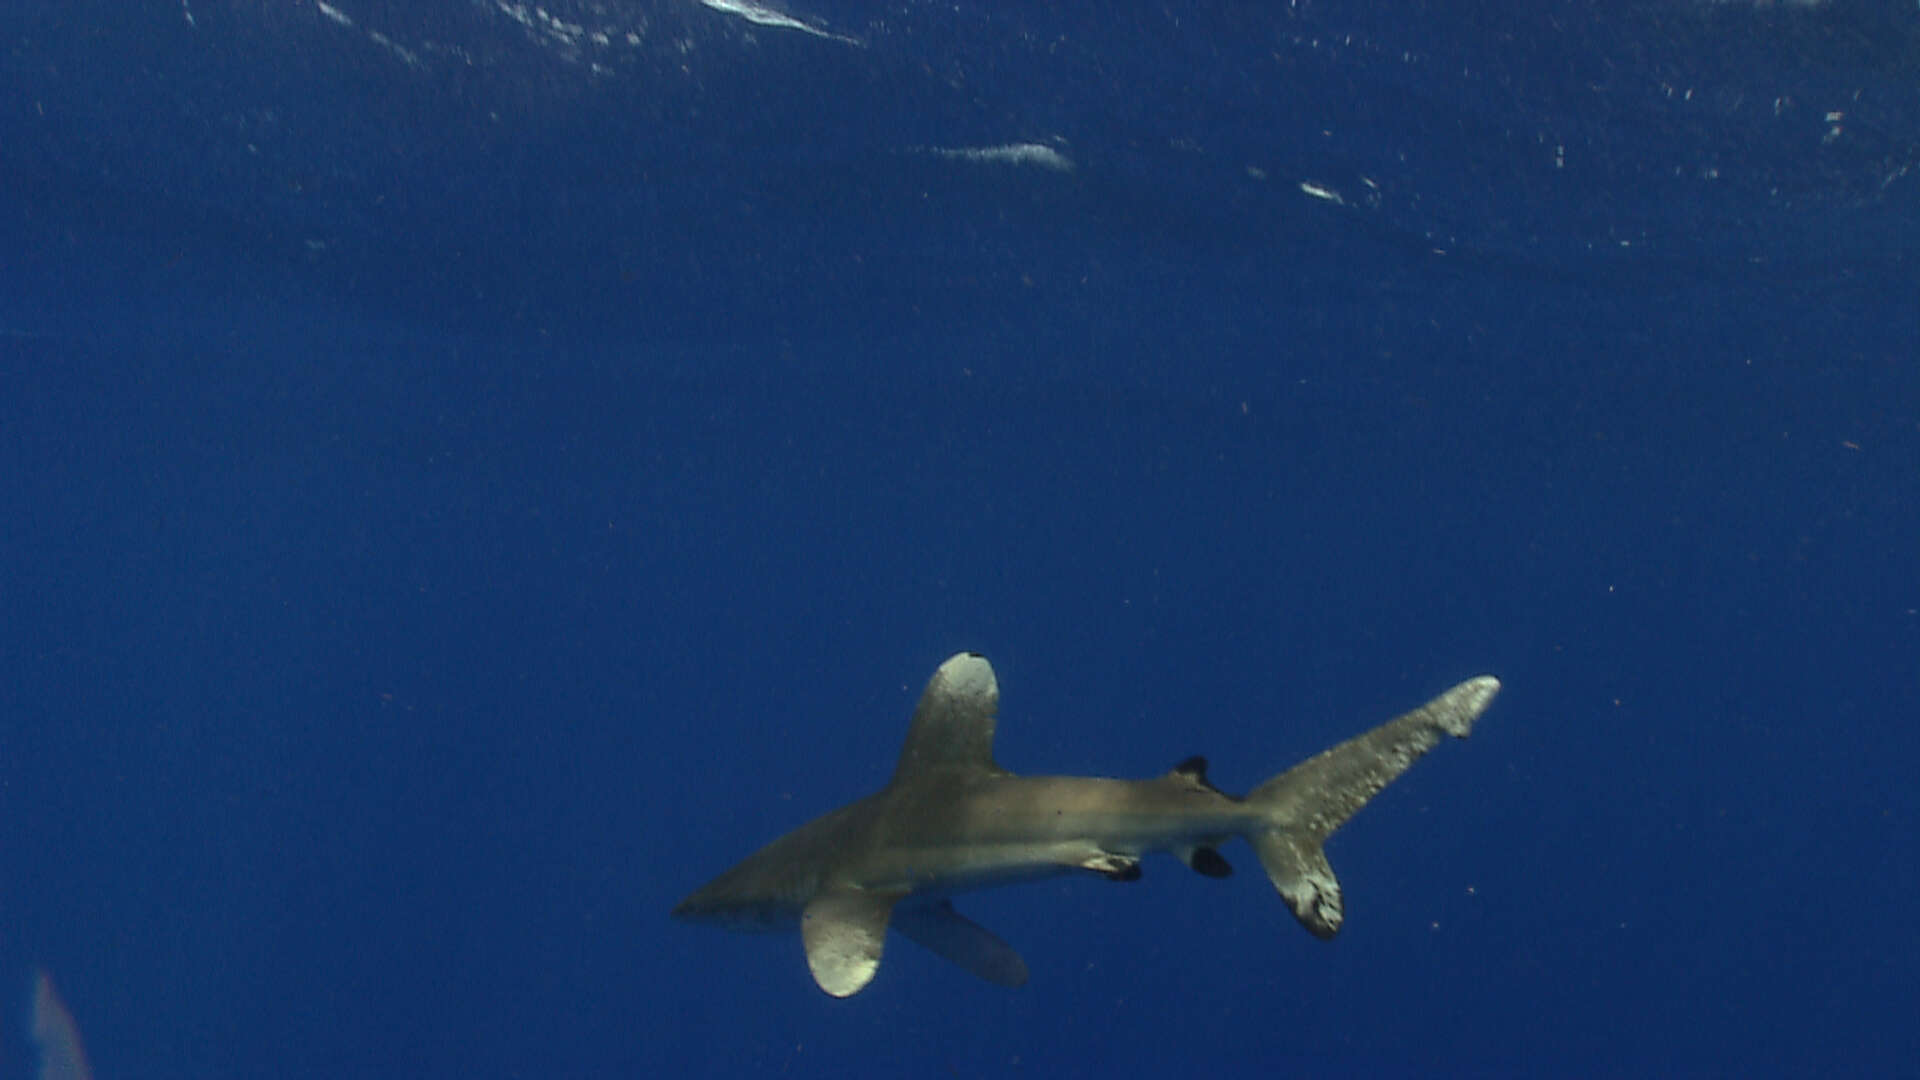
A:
2 1 1916 1076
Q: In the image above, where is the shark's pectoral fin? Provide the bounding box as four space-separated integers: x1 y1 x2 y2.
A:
801 889 900 997
894 901 1030 987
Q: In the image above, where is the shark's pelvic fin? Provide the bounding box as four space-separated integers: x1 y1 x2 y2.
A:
1082 852 1144 881
893 901 1030 987
801 890 899 997
1249 675 1501 938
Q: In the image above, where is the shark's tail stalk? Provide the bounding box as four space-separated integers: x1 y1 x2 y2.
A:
1246 676 1501 939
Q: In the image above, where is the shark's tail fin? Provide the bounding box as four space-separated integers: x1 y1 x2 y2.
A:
1246 676 1501 939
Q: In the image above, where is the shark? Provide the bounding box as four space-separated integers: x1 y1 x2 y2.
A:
672 652 1501 997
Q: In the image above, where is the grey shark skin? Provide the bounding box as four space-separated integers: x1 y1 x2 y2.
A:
673 652 1500 997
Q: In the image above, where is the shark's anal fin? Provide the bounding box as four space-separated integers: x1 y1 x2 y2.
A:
801 890 899 997
1185 845 1234 878
1081 852 1143 881
894 901 1030 987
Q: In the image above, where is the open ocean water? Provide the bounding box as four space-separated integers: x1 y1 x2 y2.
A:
2 1 1916 1076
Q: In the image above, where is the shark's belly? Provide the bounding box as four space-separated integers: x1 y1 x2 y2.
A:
852 775 1254 897
857 839 1113 898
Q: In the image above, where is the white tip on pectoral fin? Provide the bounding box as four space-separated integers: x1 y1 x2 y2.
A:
801 890 898 997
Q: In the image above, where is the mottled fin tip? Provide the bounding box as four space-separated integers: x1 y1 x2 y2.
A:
1431 675 1500 738
1253 832 1344 938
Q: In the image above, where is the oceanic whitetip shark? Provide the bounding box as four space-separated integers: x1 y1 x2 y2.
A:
673 652 1500 997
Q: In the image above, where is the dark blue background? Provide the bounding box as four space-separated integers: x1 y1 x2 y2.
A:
3 1 1916 1075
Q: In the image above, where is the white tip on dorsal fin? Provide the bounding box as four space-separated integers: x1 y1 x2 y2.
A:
891 653 1002 783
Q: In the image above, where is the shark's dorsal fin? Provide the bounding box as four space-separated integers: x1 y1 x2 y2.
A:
801 889 900 997
891 652 1002 784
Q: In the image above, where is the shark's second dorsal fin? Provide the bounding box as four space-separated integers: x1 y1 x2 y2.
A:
1170 755 1225 795
891 653 1002 784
